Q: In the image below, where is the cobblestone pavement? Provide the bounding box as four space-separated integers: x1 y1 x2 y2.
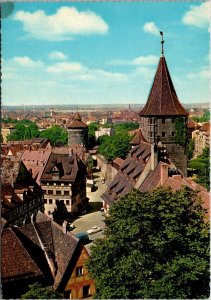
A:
72 170 107 254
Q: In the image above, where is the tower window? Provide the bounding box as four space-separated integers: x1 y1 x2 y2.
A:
162 119 165 124
162 132 165 137
172 131 175 137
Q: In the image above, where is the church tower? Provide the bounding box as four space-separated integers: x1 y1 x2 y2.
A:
139 32 188 175
67 112 88 148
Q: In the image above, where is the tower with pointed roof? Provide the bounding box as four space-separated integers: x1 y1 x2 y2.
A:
139 32 188 175
67 112 88 148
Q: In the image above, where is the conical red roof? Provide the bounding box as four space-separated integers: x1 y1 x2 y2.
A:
139 56 188 116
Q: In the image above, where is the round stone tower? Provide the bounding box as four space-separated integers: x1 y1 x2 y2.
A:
67 112 88 148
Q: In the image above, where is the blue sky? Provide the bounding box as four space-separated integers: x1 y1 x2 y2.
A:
2 1 210 106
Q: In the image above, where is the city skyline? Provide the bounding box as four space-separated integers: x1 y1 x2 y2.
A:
2 1 210 106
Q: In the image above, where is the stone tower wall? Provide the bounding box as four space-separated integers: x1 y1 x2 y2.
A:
68 128 88 148
140 116 187 175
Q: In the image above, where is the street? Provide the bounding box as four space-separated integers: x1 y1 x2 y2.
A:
72 169 107 254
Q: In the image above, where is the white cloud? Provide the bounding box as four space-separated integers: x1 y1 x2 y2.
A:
13 56 43 68
186 67 210 79
182 1 210 28
108 55 158 66
49 51 68 61
132 55 158 65
143 22 159 35
47 61 84 73
14 6 108 41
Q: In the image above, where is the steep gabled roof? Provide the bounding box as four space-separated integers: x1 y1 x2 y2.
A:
139 56 188 117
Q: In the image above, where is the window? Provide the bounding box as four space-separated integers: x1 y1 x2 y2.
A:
64 191 69 196
162 132 165 137
48 190 53 195
83 285 90 298
49 199 53 204
162 119 165 124
66 200 70 206
172 131 175 137
76 266 83 277
48 211 51 215
56 190 61 195
44 199 47 204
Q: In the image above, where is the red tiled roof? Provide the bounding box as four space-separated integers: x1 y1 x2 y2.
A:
187 118 199 129
130 128 148 145
102 142 151 205
199 122 210 132
2 228 43 280
41 152 86 182
139 56 188 116
67 112 88 128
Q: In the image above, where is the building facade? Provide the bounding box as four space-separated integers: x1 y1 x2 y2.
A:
1 158 44 227
40 152 87 217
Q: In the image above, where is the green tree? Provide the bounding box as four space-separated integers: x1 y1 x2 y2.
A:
87 187 209 299
88 122 99 147
7 120 39 141
186 138 195 159
188 147 210 190
40 125 68 145
114 121 139 133
98 132 131 161
192 110 210 123
21 282 62 299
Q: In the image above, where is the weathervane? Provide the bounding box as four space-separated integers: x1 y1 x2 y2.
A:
160 31 164 56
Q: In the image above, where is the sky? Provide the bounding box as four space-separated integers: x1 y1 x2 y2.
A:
2 1 210 106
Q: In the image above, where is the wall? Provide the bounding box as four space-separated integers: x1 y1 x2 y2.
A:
64 247 95 299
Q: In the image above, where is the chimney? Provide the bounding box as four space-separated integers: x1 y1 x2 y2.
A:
160 163 169 185
151 144 158 171
62 220 68 234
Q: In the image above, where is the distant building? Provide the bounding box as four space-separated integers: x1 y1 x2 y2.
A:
192 122 210 156
1 125 15 143
95 127 115 139
139 38 188 176
1 157 44 227
40 152 87 217
67 113 88 149
1 212 95 299
187 118 200 139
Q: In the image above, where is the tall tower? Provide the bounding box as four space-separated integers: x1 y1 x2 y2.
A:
67 112 88 148
139 32 188 175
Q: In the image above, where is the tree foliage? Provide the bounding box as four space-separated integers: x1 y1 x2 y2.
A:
20 282 62 299
88 122 99 147
188 147 210 190
98 132 131 162
7 120 39 141
186 138 195 159
40 125 68 145
191 110 210 123
114 121 139 133
87 187 209 299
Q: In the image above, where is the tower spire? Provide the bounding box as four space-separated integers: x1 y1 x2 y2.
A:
160 31 164 56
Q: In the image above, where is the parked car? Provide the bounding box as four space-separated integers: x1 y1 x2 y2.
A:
75 232 90 244
87 226 101 235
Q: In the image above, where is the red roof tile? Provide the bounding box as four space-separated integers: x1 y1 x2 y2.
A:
139 56 188 116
